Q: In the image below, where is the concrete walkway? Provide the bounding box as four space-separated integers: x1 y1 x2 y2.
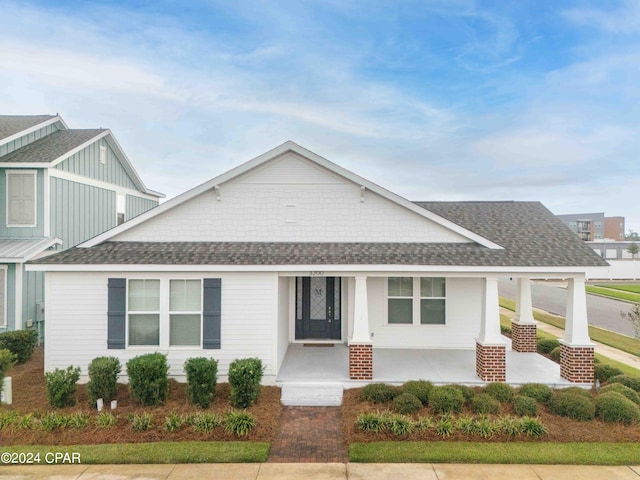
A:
2 463 640 479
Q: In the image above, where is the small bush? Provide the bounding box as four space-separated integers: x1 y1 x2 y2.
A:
184 357 218 408
228 358 263 409
470 393 500 414
45 366 80 408
549 347 561 362
517 383 553 404
472 416 499 438
608 375 640 393
40 411 68 431
537 338 560 354
500 324 512 334
68 412 90 429
483 382 514 403
0 330 38 364
428 386 465 414
385 413 413 436
450 384 475 404
393 392 422 414
595 392 640 425
435 414 454 438
414 416 433 431
163 412 183 432
0 411 20 430
402 380 433 405
224 411 256 436
96 412 117 428
87 356 121 406
601 383 640 405
499 415 523 436
520 416 548 437
0 349 16 397
562 386 593 398
549 391 595 421
356 412 386 432
190 413 222 433
362 383 398 404
594 364 623 383
130 412 153 432
513 395 538 416
126 353 169 407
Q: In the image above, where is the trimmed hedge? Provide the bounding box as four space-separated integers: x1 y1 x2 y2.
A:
87 356 121 406
517 383 553 404
608 375 640 393
0 349 16 398
600 383 640 405
595 392 640 425
483 382 514 403
450 384 475 404
537 338 560 354
428 386 465 414
0 330 38 364
470 393 500 414
126 353 169 406
549 391 595 421
393 392 422 414
513 395 538 416
363 383 397 404
402 380 433 406
594 364 623 382
228 357 263 408
45 366 81 408
184 357 218 408
549 346 561 362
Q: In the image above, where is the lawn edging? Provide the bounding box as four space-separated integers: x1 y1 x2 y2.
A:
349 441 640 465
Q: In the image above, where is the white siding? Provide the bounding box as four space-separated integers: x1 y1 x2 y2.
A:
276 277 290 372
45 271 278 381
115 153 470 243
367 277 483 349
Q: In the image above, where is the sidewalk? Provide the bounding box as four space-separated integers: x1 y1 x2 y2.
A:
2 463 640 480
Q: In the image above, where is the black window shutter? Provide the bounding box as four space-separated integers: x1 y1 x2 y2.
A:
107 278 126 349
203 278 221 349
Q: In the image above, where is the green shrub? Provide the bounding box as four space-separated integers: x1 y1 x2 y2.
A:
483 382 514 403
130 412 153 432
435 413 454 438
224 411 255 436
414 416 433 431
393 392 422 414
513 395 538 416
428 386 465 414
608 375 640 393
562 386 593 398
471 416 499 438
0 349 16 398
189 412 222 433
595 392 640 425
96 412 117 428
67 412 90 429
517 383 553 404
520 416 548 437
500 324 512 334
499 415 523 436
537 338 560 354
450 384 475 404
601 383 640 405
355 412 386 432
40 411 69 431
0 330 38 364
385 413 413 436
402 380 432 405
470 393 500 414
549 347 561 362
228 358 264 408
184 357 218 408
549 391 595 421
163 412 183 432
45 366 80 408
594 364 623 382
87 356 121 406
126 353 169 407
362 383 398 404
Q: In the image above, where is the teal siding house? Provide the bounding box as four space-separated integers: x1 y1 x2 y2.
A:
0 114 162 334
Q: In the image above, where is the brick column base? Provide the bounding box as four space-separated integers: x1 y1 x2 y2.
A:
560 343 594 383
476 341 506 382
349 343 373 380
511 321 537 352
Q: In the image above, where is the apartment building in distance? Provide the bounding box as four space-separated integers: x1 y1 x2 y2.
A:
557 212 625 241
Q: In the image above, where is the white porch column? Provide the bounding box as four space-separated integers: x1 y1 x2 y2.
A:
476 276 507 382
15 263 23 330
515 278 535 324
560 276 594 383
512 278 537 352
349 275 373 380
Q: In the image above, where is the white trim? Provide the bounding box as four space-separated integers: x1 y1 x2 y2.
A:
49 169 161 201
0 265 7 327
0 116 67 147
43 168 50 236
14 263 23 330
6 170 37 228
78 141 501 249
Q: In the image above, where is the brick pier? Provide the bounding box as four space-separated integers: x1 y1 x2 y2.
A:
349 343 373 380
560 343 594 383
475 341 506 382
511 322 537 352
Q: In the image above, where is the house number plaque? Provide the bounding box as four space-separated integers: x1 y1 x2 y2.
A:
310 271 325 277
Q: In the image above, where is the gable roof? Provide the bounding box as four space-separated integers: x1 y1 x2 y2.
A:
79 141 501 249
0 114 65 144
0 129 105 163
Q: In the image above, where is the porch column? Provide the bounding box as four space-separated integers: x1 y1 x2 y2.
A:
349 275 373 380
511 278 537 352
560 276 594 383
476 276 507 382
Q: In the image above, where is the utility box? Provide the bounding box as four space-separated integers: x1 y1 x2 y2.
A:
36 302 45 322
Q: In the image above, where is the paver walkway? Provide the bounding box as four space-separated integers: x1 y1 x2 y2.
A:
267 406 348 463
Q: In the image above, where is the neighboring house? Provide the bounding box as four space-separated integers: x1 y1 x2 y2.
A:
29 142 607 390
0 114 163 334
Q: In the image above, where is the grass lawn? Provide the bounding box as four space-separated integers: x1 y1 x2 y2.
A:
596 284 640 294
586 286 640 303
1 442 270 464
349 442 640 465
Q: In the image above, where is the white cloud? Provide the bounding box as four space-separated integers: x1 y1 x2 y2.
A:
564 0 640 34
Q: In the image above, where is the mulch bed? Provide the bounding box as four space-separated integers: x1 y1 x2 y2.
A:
1 347 282 446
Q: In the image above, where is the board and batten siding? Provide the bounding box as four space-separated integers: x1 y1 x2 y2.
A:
44 271 279 381
50 177 116 249
55 138 137 190
115 153 471 243
126 194 157 221
0 169 45 238
0 264 16 331
22 271 44 331
0 123 60 157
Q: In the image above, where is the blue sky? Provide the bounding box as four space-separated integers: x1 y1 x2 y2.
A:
2 0 639 232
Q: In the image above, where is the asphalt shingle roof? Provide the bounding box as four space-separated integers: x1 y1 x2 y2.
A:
32 201 608 268
0 129 105 163
0 115 56 141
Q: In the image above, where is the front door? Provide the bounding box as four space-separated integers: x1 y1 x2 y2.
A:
295 277 341 340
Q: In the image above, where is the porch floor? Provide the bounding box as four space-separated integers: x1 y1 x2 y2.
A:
276 343 576 387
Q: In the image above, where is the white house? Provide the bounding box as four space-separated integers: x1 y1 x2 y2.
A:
28 142 607 394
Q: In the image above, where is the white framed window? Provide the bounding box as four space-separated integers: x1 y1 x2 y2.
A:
127 279 160 346
6 170 37 227
116 195 126 226
0 266 6 327
169 279 202 346
99 145 107 164
387 277 446 326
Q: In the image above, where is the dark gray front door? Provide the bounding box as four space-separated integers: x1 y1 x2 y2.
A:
295 277 341 340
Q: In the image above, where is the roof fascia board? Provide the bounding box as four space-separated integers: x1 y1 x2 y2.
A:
0 115 67 147
0 162 50 168
79 141 502 249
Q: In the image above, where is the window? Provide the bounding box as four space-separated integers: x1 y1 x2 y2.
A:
116 195 126 226
6 171 37 227
0 267 6 327
387 277 446 326
388 277 413 324
128 279 160 346
99 145 107 164
170 280 201 346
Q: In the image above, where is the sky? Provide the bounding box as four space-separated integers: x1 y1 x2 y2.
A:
1 0 639 233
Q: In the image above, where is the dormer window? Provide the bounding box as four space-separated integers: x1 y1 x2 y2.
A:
6 170 37 227
99 145 107 165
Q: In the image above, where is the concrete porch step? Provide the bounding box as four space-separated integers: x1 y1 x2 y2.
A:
280 382 344 406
